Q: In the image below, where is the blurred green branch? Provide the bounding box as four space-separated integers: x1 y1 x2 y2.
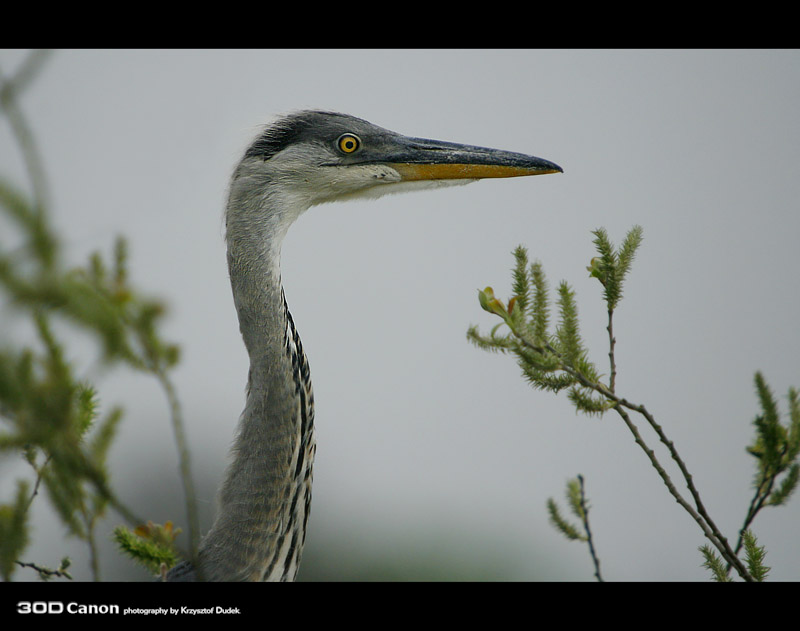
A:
0 50 193 580
113 520 182 578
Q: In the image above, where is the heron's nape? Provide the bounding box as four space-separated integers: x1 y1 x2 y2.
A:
166 110 562 582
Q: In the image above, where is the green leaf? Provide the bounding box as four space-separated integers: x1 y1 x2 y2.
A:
0 481 31 581
786 388 800 463
478 286 509 321
566 477 585 521
529 261 550 345
466 325 512 354
75 383 99 438
517 359 575 393
753 372 781 469
742 530 770 581
554 282 583 364
768 463 799 506
568 387 609 416
699 545 732 582
616 225 643 285
589 226 643 310
113 524 180 575
546 498 586 542
511 246 530 316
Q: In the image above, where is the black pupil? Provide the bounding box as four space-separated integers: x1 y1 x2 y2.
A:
343 137 355 150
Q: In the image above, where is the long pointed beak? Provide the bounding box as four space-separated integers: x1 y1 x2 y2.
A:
383 136 563 181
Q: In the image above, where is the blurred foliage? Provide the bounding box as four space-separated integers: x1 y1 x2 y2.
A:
546 479 587 543
114 521 182 577
1 51 187 581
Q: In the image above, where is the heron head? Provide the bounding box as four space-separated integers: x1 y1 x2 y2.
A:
236 110 562 208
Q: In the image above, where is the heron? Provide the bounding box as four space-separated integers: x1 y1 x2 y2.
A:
166 110 562 581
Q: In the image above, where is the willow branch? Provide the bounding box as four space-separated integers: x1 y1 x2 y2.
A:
736 479 773 556
577 475 603 582
24 453 52 511
14 560 72 580
726 453 783 574
614 394 745 570
516 334 753 581
607 308 617 393
0 51 53 213
152 365 200 572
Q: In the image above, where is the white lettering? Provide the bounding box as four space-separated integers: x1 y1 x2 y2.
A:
66 602 120 614
216 607 241 614
16 602 65 614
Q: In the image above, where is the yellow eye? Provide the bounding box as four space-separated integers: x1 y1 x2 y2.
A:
337 133 361 154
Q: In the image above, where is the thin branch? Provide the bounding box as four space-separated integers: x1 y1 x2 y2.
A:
0 51 53 214
736 478 774 556
80 510 101 582
153 365 201 575
517 334 753 581
86 468 146 530
25 453 52 511
24 444 145 539
725 450 784 574
607 308 617 393
614 395 749 579
2 50 52 96
14 560 72 580
577 475 603 582
612 402 741 570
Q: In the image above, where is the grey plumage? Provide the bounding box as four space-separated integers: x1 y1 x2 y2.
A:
166 111 561 581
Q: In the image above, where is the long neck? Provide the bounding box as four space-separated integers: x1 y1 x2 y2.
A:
198 176 315 581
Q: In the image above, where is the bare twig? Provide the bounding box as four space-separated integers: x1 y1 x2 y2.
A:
80 510 101 581
25 453 53 510
614 395 748 579
725 448 785 575
15 560 72 580
577 475 603 582
517 334 754 581
152 365 201 575
736 479 774 556
607 308 617 393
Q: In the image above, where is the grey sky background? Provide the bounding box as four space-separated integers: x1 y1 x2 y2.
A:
2 49 799 581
